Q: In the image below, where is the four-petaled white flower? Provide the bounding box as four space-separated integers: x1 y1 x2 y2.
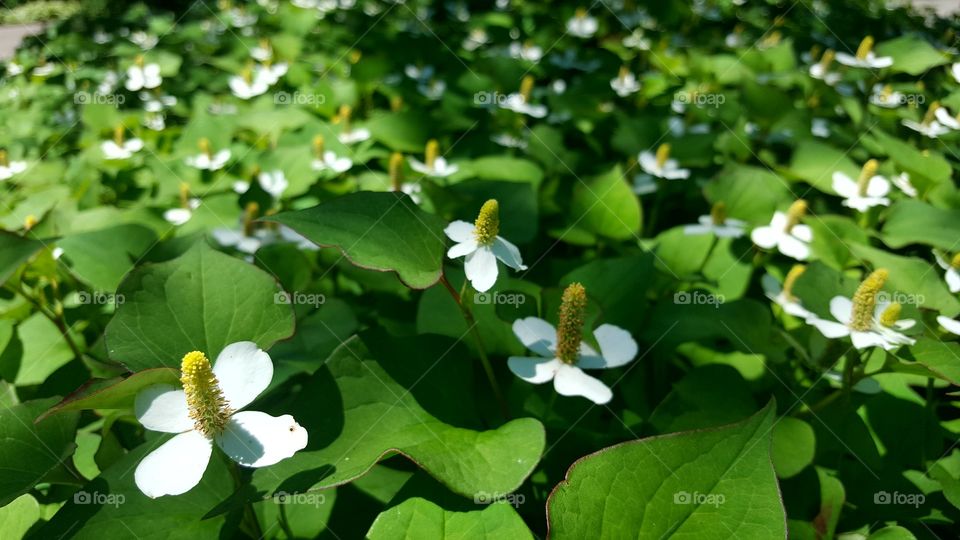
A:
750 201 812 261
682 203 745 238
566 10 598 39
807 296 915 351
338 127 371 145
610 68 641 97
409 155 457 177
507 285 638 405
934 106 960 131
186 149 232 171
761 271 813 319
934 250 960 293
229 72 269 100
831 160 890 211
126 63 162 91
101 137 144 160
163 198 200 226
808 50 841 85
500 93 548 118
445 200 527 293
835 37 893 69
134 343 308 498
638 144 689 180
508 42 543 62
258 170 289 199
869 84 903 108
312 151 353 173
0 156 28 181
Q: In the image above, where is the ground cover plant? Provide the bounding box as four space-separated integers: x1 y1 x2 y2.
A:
2 0 960 538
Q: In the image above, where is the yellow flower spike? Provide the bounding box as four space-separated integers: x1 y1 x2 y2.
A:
782 264 806 301
23 214 38 231
242 201 259 237
135 54 145 67
818 49 835 70
425 139 439 169
575 7 587 18
198 137 211 157
241 64 253 84
179 182 190 208
951 253 960 269
879 302 901 327
180 351 232 437
312 135 325 158
855 36 874 60
520 75 535 103
655 143 671 169
710 201 727 226
113 125 125 146
556 283 588 365
473 199 500 246
857 159 879 197
336 104 352 131
784 199 808 233
849 269 888 331
389 152 404 191
762 30 782 48
923 101 940 125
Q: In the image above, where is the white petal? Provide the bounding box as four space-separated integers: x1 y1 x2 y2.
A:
947 269 960 293
444 220 475 243
216 411 308 468
135 430 212 498
134 384 193 433
163 208 192 226
938 316 960 336
750 226 780 249
777 234 810 260
447 239 478 259
553 364 613 404
850 330 888 350
895 319 916 331
867 176 890 197
761 274 781 298
791 225 813 242
492 237 527 270
829 296 853 324
683 224 713 236
507 356 561 383
212 341 273 410
808 317 850 339
578 324 637 369
464 245 498 292
831 172 859 197
512 317 557 357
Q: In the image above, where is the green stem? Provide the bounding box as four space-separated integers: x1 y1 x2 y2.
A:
439 274 510 420
229 463 263 539
4 282 85 361
278 500 295 539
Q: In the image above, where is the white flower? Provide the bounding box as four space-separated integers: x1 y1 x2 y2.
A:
404 64 434 81
623 30 651 50
934 106 960 130
258 170 289 199
610 68 641 97
761 273 813 319
409 156 457 177
418 79 446 100
831 161 890 211
835 37 892 69
638 145 689 180
125 63 162 91
891 172 917 197
500 93 548 118
566 11 598 39
212 226 271 254
811 118 830 138
0 158 28 181
101 138 144 160
312 151 353 173
164 199 201 226
463 29 489 51
934 251 960 293
508 42 543 62
937 315 960 336
185 149 231 171
808 62 840 86
229 74 269 100
750 203 812 261
6 62 23 76
951 63 960 84
133 343 308 498
869 84 903 108
400 182 423 205
255 63 287 86
444 200 526 292
902 118 950 138
683 213 746 238
507 316 637 405
491 133 527 149
32 63 55 77
129 31 158 50
807 296 915 351
338 127 371 145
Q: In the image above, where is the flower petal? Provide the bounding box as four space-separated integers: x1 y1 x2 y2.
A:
512 317 557 357
553 364 613 404
750 226 779 249
947 269 960 293
850 330 888 350
444 220 475 243
507 356 562 383
867 176 891 198
808 317 850 339
829 296 853 324
135 430 212 498
778 234 810 260
938 315 960 336
216 411 308 468
213 342 273 411
492 237 527 270
578 324 637 369
447 239 478 259
135 384 193 434
831 172 858 198
464 245 498 292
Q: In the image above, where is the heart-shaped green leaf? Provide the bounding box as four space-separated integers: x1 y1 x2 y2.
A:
57 224 157 291
367 498 533 539
37 368 180 421
881 200 960 251
266 191 447 289
104 242 295 371
547 401 785 538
